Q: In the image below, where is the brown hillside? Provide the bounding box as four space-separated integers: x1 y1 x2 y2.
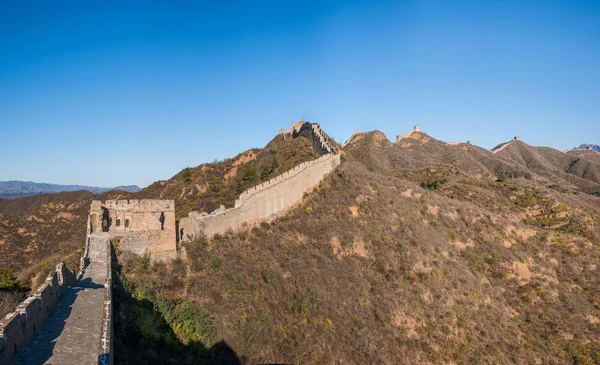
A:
495 140 600 192
136 134 320 219
346 130 531 183
2 126 599 364
114 159 600 364
113 131 600 364
0 191 94 286
567 149 600 164
0 132 321 286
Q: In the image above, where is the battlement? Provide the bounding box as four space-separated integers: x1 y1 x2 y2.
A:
89 199 176 260
0 262 79 364
236 154 333 204
396 125 424 142
180 153 341 240
92 199 174 212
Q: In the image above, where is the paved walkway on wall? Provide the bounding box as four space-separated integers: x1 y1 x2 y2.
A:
14 234 109 365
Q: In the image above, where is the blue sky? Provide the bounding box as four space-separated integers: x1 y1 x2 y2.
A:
1 0 598 187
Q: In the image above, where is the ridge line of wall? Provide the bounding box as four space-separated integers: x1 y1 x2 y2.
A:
181 153 341 240
234 154 335 209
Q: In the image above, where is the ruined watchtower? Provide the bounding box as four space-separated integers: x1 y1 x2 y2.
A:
89 199 176 261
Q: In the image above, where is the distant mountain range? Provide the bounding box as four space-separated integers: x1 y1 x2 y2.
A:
575 143 600 152
0 181 141 199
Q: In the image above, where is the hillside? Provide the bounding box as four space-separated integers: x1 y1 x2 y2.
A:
0 191 94 297
111 129 600 364
0 181 140 199
494 140 600 193
567 149 600 164
2 125 600 364
0 131 321 288
137 133 320 219
344 130 532 182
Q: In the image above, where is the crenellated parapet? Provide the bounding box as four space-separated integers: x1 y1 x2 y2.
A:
396 125 423 142
180 153 341 240
89 199 176 261
0 262 79 364
291 120 339 155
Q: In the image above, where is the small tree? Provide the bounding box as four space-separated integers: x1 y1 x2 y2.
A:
182 168 192 183
0 268 26 291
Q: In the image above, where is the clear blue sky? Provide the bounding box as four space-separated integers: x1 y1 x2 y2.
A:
1 1 598 187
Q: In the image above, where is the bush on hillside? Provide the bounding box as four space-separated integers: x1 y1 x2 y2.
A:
420 178 448 191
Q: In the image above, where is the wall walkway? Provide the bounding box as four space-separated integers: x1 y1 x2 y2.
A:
0 233 113 365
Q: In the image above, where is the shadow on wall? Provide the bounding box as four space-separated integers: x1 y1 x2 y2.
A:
12 286 85 364
111 248 242 365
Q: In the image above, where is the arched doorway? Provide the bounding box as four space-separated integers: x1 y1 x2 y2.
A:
101 207 112 232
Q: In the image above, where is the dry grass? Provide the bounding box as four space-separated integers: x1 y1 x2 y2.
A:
115 157 600 364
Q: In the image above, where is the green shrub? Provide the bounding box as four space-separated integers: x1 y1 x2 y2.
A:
290 288 318 317
0 268 27 291
171 300 216 346
260 267 279 284
182 167 192 182
210 255 222 270
420 178 449 191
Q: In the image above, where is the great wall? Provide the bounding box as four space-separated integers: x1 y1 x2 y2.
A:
0 217 113 365
178 120 340 241
1 120 546 364
179 153 340 240
0 119 340 364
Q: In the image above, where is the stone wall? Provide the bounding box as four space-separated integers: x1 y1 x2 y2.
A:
293 122 338 155
0 263 78 364
99 237 113 365
180 153 341 240
89 199 176 260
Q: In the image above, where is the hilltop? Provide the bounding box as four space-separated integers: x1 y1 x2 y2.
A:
492 138 600 193
575 143 600 153
1 123 599 364
137 132 320 219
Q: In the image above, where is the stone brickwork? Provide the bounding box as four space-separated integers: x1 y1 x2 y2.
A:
180 153 341 240
0 220 97 364
293 121 338 155
89 199 176 260
6 230 114 365
395 125 422 142
0 262 78 364
279 118 307 137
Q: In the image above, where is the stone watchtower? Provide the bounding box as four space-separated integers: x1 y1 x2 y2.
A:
89 199 177 261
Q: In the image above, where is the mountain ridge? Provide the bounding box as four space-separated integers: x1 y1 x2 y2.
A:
1 122 599 364
575 143 600 152
0 180 141 199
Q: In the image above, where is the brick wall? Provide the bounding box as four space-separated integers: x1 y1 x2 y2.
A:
90 199 176 260
180 153 341 240
0 261 78 364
